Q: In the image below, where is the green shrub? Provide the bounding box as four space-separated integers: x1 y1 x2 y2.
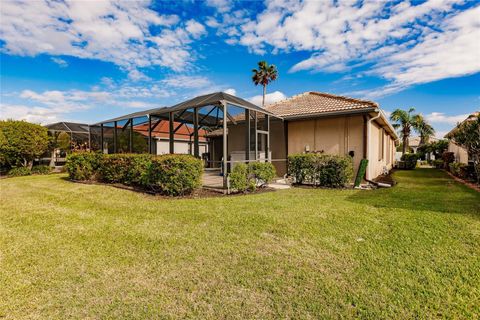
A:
8 167 31 177
99 154 151 185
230 163 249 192
400 153 418 170
288 154 353 188
65 152 102 181
449 162 467 178
143 154 203 196
31 165 52 175
433 159 444 169
442 152 455 170
248 162 276 187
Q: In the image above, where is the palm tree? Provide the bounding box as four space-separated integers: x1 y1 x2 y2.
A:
390 107 419 155
414 114 435 145
252 61 278 107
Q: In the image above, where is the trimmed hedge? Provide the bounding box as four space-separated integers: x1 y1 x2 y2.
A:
8 167 31 177
65 152 102 181
433 159 444 169
142 154 203 196
65 152 203 196
288 154 353 188
229 162 276 193
449 162 467 178
400 153 418 170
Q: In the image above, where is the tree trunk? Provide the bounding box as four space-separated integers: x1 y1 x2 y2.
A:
262 84 266 108
402 136 408 155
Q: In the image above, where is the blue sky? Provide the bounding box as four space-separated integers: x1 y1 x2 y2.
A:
1 0 479 138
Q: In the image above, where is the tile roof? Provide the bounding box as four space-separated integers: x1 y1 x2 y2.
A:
265 91 378 118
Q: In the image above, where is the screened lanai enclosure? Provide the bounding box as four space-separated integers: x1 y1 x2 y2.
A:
42 122 90 166
90 92 282 189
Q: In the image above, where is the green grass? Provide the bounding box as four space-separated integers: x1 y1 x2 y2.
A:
1 169 479 319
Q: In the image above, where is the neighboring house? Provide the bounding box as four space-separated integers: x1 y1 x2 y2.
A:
264 92 398 180
445 111 479 164
396 136 439 161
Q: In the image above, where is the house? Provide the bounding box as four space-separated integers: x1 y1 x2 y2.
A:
90 91 398 188
264 92 398 180
444 111 479 164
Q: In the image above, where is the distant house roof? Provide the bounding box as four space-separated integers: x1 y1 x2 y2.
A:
44 122 89 134
133 121 207 142
265 91 378 119
444 111 479 138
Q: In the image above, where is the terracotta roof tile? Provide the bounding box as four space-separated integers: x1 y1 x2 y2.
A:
265 91 378 118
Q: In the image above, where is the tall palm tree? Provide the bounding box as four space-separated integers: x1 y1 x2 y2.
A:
252 61 278 107
390 107 419 155
414 114 435 145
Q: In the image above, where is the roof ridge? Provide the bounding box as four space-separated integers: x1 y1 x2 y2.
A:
308 91 378 107
266 91 378 109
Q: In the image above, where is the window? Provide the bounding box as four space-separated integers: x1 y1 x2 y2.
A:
378 129 384 161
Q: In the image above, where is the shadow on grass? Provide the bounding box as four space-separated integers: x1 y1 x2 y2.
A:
347 168 480 216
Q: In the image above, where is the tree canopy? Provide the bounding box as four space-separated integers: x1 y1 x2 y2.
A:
0 120 50 168
252 61 278 107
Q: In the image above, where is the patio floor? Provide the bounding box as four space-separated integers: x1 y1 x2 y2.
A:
202 169 224 189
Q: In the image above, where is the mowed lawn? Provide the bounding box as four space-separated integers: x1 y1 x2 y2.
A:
1 169 479 319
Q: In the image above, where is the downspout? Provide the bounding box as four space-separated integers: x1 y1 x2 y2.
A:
366 109 382 183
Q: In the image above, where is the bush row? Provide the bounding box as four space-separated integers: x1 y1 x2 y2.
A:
7 165 52 177
229 162 276 193
65 152 203 196
287 154 353 188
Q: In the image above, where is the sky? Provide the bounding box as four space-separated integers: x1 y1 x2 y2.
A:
0 0 479 138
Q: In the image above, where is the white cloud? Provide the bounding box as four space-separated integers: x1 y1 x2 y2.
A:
0 103 63 124
205 0 232 13
224 88 236 96
221 0 480 95
249 91 286 106
425 112 470 125
50 57 68 68
0 0 207 74
161 75 213 89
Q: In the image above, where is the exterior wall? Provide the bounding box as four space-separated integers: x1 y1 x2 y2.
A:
448 141 469 164
287 115 365 177
156 139 207 155
367 121 396 180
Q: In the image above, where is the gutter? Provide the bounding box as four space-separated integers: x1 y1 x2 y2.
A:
278 107 377 121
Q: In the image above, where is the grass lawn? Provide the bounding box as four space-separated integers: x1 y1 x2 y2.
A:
1 169 479 319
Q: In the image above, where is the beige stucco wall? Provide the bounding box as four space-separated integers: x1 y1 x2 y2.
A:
366 121 396 180
448 141 469 164
287 115 365 177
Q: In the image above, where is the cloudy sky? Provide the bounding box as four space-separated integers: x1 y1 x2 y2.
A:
1 0 479 138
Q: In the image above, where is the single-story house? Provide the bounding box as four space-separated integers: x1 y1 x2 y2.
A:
264 92 398 180
444 111 479 164
88 91 398 188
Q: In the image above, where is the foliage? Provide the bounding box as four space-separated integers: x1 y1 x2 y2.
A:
143 154 203 196
230 163 250 193
449 162 467 178
7 166 32 177
0 120 50 169
390 108 418 155
65 152 103 181
288 154 354 188
449 115 480 183
430 140 449 159
414 114 435 145
248 162 276 187
252 60 278 107
55 131 71 151
31 165 52 175
230 162 277 193
442 152 455 170
433 159 444 169
66 153 203 196
400 153 418 170
99 154 151 186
